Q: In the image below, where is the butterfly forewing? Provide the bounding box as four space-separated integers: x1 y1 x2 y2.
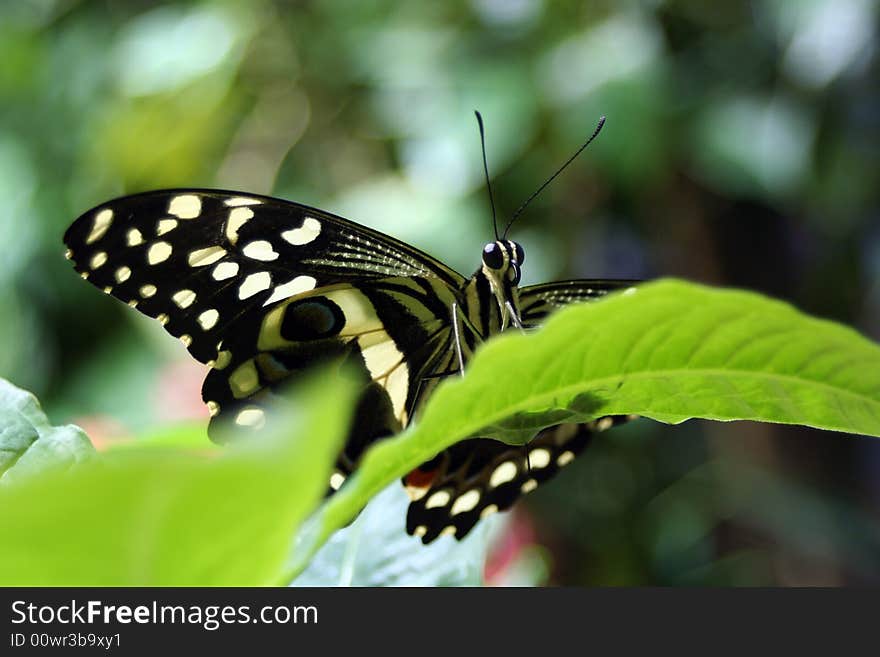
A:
63 190 464 364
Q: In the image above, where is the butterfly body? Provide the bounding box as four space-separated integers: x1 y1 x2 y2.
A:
64 189 635 543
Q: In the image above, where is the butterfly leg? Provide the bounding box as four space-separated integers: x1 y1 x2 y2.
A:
450 301 467 376
505 300 524 331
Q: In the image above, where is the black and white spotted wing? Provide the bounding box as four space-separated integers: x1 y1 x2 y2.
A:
63 189 464 365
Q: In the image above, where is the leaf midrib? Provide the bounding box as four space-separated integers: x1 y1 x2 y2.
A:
439 366 880 442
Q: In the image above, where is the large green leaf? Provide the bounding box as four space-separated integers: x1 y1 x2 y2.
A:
286 278 880 578
0 373 354 586
0 378 93 483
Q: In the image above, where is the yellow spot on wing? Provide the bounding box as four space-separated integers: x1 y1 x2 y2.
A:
115 266 131 283
139 284 157 298
229 360 260 398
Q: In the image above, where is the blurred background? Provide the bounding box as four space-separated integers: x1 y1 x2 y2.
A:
2 0 879 585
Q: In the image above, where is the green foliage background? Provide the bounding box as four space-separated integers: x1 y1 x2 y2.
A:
1 0 879 585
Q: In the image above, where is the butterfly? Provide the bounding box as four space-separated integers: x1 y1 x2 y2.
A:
63 117 638 543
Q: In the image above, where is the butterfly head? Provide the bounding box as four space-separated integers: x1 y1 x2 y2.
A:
480 239 525 329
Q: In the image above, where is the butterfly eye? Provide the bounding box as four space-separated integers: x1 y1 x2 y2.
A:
482 243 504 270
512 241 525 266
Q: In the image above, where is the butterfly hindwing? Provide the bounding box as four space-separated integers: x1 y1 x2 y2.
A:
200 276 460 466
404 416 632 543
518 279 639 327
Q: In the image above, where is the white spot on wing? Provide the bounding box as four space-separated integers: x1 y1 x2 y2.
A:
242 239 278 261
238 271 272 299
86 209 113 244
263 275 317 306
157 218 178 235
489 461 517 488
226 207 253 244
521 479 538 494
557 451 575 466
329 472 346 490
139 284 157 298
451 490 481 516
147 241 173 265
528 448 551 469
168 194 201 219
197 308 219 330
89 252 108 269
235 407 265 429
281 217 321 245
127 228 144 246
115 266 131 283
480 504 499 519
224 196 262 207
172 289 196 309
212 261 239 281
425 490 451 509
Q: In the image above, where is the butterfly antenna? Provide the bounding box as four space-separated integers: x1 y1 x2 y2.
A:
475 110 499 240
502 115 606 238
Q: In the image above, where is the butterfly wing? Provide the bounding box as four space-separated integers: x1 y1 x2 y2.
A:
63 189 465 365
518 279 639 327
64 191 467 463
402 279 641 543
404 417 632 543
